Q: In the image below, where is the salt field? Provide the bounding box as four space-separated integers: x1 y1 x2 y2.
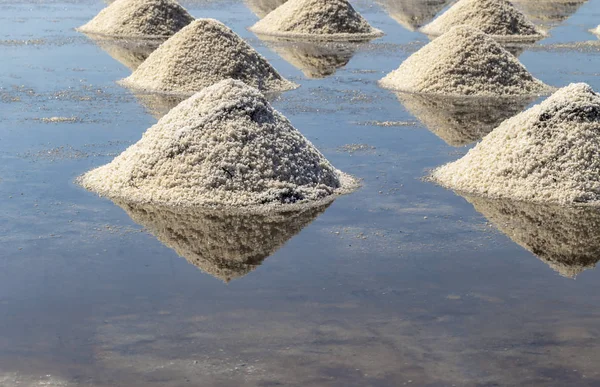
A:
3 0 600 386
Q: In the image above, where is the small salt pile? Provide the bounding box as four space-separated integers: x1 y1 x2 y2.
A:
379 26 548 97
464 195 600 278
245 0 288 18
421 0 544 42
120 19 297 94
249 0 384 41
77 0 194 38
79 79 358 209
117 201 330 281
377 0 452 31
433 83 600 206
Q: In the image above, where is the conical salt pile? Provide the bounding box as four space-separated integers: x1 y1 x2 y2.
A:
421 0 544 42
116 201 330 282
79 79 358 209
377 0 452 31
249 0 384 41
119 19 298 94
433 83 600 205
379 26 548 97
463 195 600 278
245 0 288 18
513 0 587 26
77 0 194 38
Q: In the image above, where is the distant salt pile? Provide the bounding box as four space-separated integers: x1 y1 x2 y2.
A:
421 0 544 42
79 79 357 209
433 83 600 205
464 195 600 278
245 0 288 18
378 0 452 31
120 19 297 94
77 0 194 38
117 201 330 281
249 0 384 41
379 26 548 97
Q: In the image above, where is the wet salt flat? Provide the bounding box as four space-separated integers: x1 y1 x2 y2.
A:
2 0 600 386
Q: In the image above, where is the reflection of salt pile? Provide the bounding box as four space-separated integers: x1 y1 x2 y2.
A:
117 201 330 281
88 37 161 71
120 19 297 94
379 26 548 97
377 0 453 31
464 195 600 278
132 92 186 119
433 83 600 205
396 93 535 146
249 0 384 41
421 0 544 42
258 39 359 78
79 79 357 209
245 0 288 18
77 0 194 38
513 0 587 26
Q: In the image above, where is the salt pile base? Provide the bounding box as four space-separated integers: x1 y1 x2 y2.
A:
79 79 358 209
379 26 549 97
396 92 535 146
463 195 600 278
245 0 288 18
421 0 544 42
77 0 194 38
117 200 330 282
119 19 297 94
433 83 600 206
377 0 452 31
249 0 384 41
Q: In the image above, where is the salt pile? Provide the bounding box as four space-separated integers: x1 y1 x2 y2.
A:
396 92 534 146
77 0 194 38
379 26 549 97
79 79 358 209
433 83 600 205
120 19 297 94
117 201 330 282
249 0 384 41
464 195 600 278
421 0 544 42
245 0 288 18
377 0 452 31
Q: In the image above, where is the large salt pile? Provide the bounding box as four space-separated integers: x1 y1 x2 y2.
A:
421 0 544 42
463 195 600 278
245 0 288 18
433 83 600 205
396 92 534 146
79 79 358 209
77 0 194 38
377 0 452 31
120 19 297 94
379 26 549 97
117 201 330 281
249 0 384 41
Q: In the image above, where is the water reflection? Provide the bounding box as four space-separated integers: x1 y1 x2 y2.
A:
512 0 588 27
131 92 187 119
84 35 163 71
115 201 331 282
463 194 600 278
395 92 534 146
378 0 453 31
244 0 288 18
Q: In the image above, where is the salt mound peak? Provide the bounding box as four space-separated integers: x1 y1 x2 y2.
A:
79 79 358 209
117 201 330 282
433 83 600 205
120 19 298 94
464 195 600 278
379 26 549 97
249 0 384 41
421 0 544 41
77 0 194 38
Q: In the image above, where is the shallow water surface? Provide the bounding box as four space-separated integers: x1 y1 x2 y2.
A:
2 0 600 386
